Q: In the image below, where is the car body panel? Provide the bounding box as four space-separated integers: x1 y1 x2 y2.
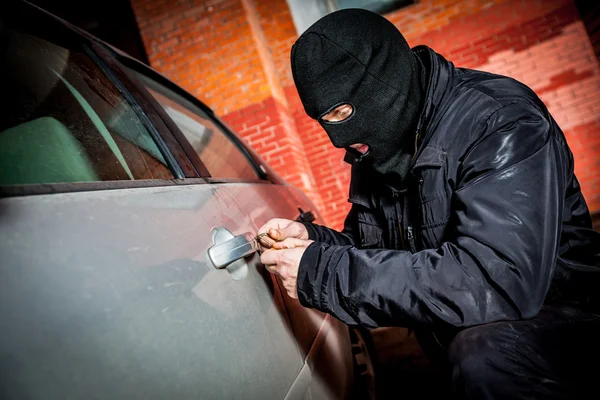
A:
226 184 354 399
0 185 304 399
0 2 355 398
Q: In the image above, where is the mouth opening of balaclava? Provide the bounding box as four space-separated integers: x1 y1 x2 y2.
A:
291 8 426 184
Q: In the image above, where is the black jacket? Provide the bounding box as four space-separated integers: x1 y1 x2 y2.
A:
298 47 600 330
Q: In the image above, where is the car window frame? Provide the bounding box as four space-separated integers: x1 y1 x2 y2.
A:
0 2 272 199
0 3 203 197
85 45 184 178
101 50 211 180
114 54 270 183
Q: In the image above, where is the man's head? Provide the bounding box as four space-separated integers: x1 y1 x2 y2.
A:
291 8 425 179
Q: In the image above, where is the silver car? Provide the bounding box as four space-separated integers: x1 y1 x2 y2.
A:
0 2 377 399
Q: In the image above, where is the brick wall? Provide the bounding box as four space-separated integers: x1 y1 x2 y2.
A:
130 0 324 213
386 0 600 216
131 0 600 229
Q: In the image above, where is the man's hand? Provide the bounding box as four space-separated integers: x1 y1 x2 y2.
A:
260 238 313 299
257 218 309 251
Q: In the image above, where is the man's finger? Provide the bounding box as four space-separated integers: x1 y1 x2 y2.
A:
257 219 286 237
281 281 298 299
268 222 301 241
272 237 313 250
264 264 279 274
269 227 286 241
260 249 281 266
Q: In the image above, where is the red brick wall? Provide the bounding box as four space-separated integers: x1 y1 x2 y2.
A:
130 0 324 213
387 0 600 216
131 0 600 229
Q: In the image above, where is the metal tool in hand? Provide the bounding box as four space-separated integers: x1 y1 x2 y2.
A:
255 232 276 251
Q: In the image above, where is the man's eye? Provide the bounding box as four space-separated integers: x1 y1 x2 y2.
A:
321 104 353 122
336 108 350 119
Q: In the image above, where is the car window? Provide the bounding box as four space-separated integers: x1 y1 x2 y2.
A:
129 71 260 180
0 21 173 186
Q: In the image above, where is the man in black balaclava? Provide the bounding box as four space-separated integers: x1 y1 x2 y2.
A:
289 9 426 185
260 8 600 399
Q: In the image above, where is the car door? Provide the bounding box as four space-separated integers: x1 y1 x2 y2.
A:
122 61 354 400
0 5 303 399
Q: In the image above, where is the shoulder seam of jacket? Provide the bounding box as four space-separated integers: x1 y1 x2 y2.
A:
461 100 543 161
456 104 551 192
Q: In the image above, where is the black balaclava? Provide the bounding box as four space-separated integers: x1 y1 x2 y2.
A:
291 8 426 184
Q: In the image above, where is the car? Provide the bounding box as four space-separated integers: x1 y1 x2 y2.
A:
0 1 378 399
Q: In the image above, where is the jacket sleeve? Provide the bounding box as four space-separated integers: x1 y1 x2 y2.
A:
301 205 359 246
297 104 565 328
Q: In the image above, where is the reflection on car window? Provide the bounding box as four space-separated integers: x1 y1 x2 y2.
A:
130 71 259 180
0 21 173 186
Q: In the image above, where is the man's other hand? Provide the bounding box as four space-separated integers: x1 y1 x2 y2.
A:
260 238 314 299
257 218 309 251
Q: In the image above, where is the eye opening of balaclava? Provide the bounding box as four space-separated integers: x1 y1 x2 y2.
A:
319 102 356 125
291 8 426 182
319 102 370 161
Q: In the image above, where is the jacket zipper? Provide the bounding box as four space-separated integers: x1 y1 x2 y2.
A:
413 130 420 160
392 130 421 252
404 130 421 253
392 190 406 250
414 175 425 239
403 192 417 253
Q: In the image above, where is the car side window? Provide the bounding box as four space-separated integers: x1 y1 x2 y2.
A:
130 71 259 180
0 22 173 186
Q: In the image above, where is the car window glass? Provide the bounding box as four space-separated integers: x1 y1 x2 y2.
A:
130 71 259 180
0 22 173 186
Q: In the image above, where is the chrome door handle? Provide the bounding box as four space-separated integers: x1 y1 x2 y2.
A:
207 228 258 269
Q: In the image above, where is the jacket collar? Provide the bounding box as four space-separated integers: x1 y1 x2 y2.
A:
411 46 454 160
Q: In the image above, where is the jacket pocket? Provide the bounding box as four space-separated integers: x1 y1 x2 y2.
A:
357 211 384 249
413 147 451 248
417 183 451 248
419 213 450 248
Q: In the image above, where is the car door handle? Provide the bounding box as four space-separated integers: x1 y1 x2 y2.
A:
207 230 258 269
